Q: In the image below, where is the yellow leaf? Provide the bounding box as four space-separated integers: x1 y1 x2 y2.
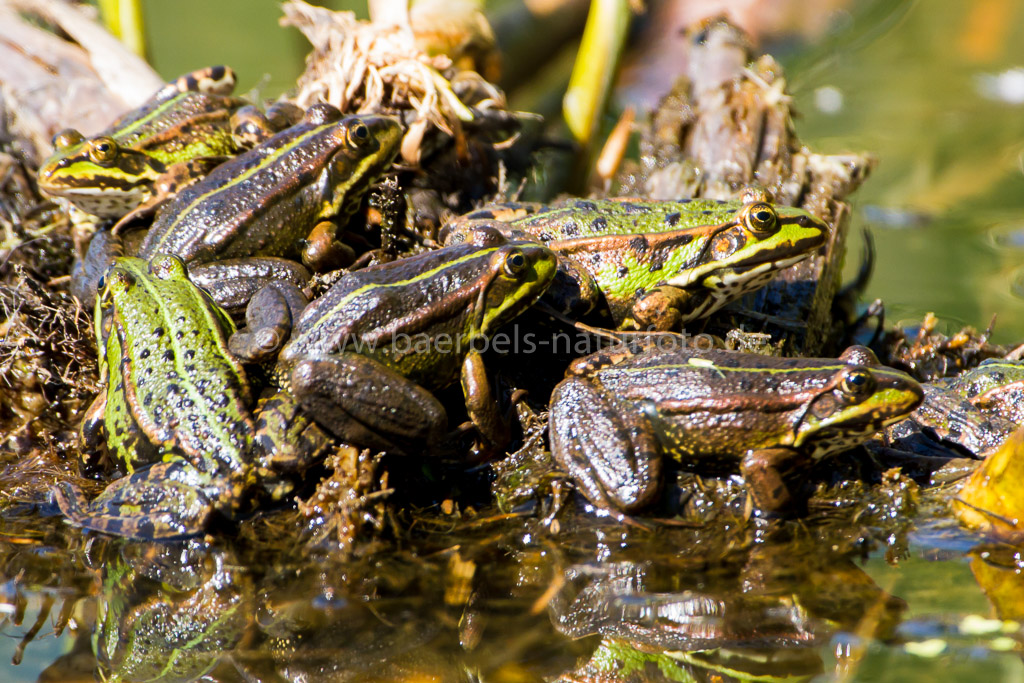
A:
953 427 1024 541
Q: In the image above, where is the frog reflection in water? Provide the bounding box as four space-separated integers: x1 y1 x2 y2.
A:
89 540 251 682
550 545 905 682
549 346 924 514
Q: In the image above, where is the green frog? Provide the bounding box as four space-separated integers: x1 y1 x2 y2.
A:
37 66 267 220
950 359 1024 423
232 229 558 453
72 105 403 311
442 194 827 330
55 255 331 540
548 346 923 514
884 359 1024 459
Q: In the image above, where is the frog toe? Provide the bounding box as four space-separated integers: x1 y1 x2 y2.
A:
229 282 307 362
53 463 220 540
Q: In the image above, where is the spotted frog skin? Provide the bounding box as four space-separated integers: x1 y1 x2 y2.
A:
54 255 330 540
548 345 923 514
442 194 827 330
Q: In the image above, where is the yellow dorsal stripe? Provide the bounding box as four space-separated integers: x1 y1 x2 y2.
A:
114 92 189 139
123 261 250 460
615 361 912 383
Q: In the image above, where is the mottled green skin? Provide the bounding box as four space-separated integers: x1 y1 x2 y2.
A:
583 638 696 682
444 198 827 329
271 235 558 452
549 346 923 512
38 66 247 218
576 638 818 682
890 359 1024 457
56 255 328 539
94 256 253 471
93 543 249 683
951 359 1024 423
886 383 1014 459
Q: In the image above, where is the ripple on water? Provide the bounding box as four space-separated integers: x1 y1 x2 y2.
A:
1009 266 1024 301
986 222 1024 250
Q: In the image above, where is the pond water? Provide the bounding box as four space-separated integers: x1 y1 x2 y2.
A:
4 0 1024 681
790 0 1024 343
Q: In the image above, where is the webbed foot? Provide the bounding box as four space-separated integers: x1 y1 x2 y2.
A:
52 461 226 540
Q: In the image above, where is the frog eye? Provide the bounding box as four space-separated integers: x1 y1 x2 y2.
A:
52 129 84 150
347 122 370 146
87 137 118 165
503 249 527 277
839 367 875 398
744 203 778 234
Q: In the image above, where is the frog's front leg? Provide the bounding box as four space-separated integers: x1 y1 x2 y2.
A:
621 285 694 331
302 220 357 272
188 257 310 315
229 282 309 362
289 353 448 454
461 349 523 455
78 392 107 452
252 391 334 501
739 447 805 514
549 377 662 511
52 460 228 540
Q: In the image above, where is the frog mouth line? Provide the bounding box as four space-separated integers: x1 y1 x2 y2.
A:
42 184 143 197
666 253 810 288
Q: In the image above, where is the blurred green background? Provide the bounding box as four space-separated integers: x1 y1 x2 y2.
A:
142 0 364 97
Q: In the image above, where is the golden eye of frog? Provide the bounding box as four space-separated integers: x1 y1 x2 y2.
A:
548 345 923 514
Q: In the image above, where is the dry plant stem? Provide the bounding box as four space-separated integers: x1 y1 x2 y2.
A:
284 0 478 129
6 0 160 106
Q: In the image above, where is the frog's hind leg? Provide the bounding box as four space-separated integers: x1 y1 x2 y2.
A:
549 377 663 512
52 461 219 540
